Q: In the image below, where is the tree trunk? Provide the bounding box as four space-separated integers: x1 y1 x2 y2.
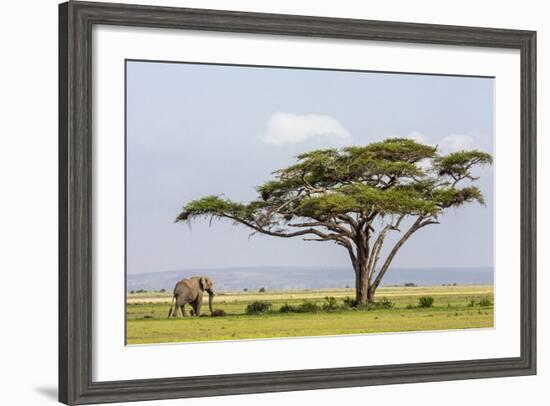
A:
354 257 374 305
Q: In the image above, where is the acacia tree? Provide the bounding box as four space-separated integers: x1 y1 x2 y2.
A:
176 138 492 305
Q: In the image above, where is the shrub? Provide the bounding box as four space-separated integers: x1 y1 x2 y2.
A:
404 282 417 287
342 296 355 308
468 297 492 307
406 304 414 309
259 287 266 293
245 301 272 314
418 296 434 308
279 303 296 313
243 288 248 292
478 297 492 307
159 288 166 293
129 290 135 294
370 297 395 310
297 300 320 313
322 296 339 311
136 289 147 293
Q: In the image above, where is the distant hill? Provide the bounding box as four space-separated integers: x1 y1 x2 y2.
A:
127 266 493 292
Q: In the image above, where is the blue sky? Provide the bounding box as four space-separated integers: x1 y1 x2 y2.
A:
126 61 494 275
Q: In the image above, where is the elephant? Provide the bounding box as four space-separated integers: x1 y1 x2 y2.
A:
168 276 215 318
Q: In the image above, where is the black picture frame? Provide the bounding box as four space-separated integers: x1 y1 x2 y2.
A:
59 1 537 404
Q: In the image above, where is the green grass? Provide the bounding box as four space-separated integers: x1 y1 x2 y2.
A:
126 285 494 344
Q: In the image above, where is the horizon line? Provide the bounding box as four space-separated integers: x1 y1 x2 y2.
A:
128 264 494 276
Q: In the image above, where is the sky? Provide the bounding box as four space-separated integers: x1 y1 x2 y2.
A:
126 60 494 275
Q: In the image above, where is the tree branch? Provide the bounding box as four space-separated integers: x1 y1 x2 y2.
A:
371 216 435 290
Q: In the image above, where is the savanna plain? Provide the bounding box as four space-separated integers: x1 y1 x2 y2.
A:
126 284 493 344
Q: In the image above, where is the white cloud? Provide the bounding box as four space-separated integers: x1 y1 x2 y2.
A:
406 131 429 144
438 134 475 154
406 132 475 154
260 112 352 146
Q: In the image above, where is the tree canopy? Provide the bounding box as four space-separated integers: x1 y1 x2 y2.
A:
176 138 492 304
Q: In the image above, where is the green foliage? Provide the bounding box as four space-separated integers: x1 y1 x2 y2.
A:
279 303 296 313
478 297 492 307
277 300 321 313
369 297 395 310
469 297 492 307
339 296 395 310
245 301 272 315
434 150 492 178
259 287 266 293
353 297 396 311
297 300 320 313
418 296 435 308
342 296 355 308
176 139 492 229
432 186 485 207
176 195 253 222
337 183 439 215
322 296 340 311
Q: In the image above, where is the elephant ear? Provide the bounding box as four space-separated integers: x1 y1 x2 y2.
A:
199 277 207 291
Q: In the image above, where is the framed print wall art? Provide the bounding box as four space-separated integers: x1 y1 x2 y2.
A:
59 1 537 404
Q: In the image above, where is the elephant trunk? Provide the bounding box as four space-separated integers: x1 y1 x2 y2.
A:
208 292 214 313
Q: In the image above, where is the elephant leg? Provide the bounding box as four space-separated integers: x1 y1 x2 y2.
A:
180 305 186 318
194 300 202 317
172 299 183 318
170 303 178 318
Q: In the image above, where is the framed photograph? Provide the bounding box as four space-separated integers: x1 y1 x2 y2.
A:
59 1 536 404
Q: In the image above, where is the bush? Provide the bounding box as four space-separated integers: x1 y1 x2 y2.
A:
478 297 492 307
468 297 492 307
297 300 320 313
245 301 272 314
342 296 355 308
322 296 339 311
418 296 434 308
404 282 417 287
406 304 414 309
279 303 296 313
243 288 248 292
259 287 266 293
159 288 166 293
370 297 395 310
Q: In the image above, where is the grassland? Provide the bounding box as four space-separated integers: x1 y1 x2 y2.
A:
126 285 493 345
